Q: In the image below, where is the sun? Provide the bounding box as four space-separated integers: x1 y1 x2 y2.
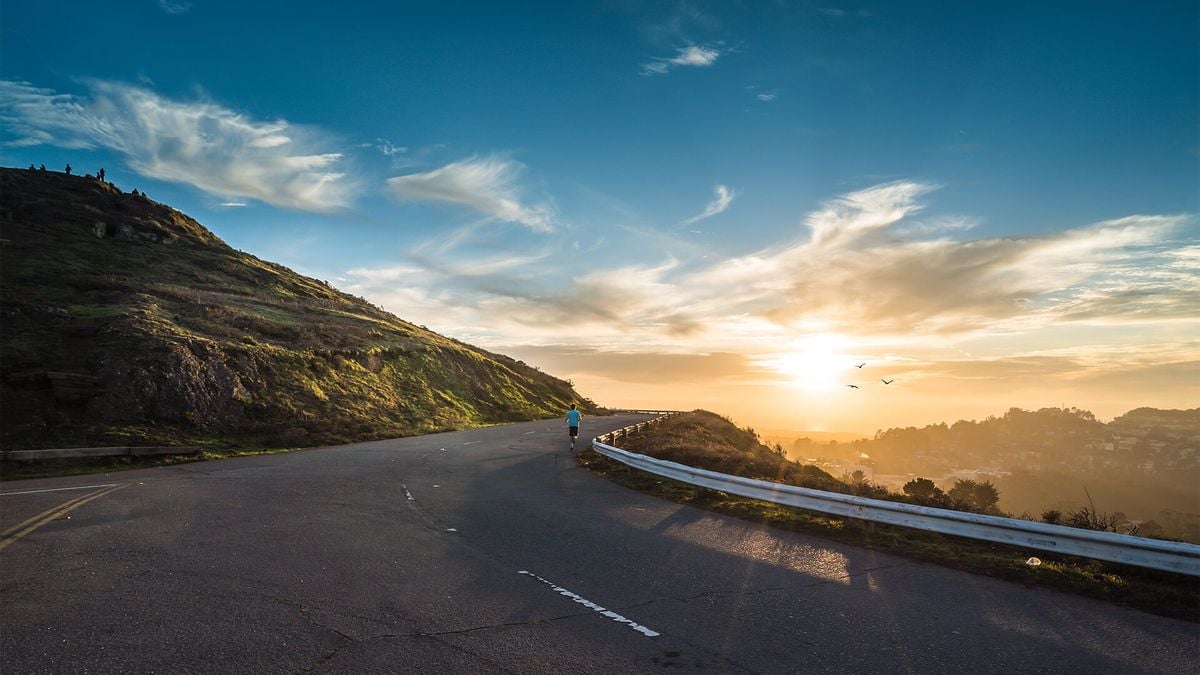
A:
767 334 852 392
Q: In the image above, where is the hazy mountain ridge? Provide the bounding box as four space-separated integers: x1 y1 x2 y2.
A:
792 406 1200 476
785 406 1200 541
0 167 596 450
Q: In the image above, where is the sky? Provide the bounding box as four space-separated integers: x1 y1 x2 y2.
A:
2 1 1197 435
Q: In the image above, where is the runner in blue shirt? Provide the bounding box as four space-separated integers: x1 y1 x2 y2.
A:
565 404 582 450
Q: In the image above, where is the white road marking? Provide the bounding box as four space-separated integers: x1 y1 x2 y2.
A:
445 528 458 533
0 483 120 497
518 570 660 638
463 441 481 446
401 484 415 501
523 431 537 435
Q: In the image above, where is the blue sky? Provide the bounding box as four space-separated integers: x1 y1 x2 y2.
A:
2 1 1197 431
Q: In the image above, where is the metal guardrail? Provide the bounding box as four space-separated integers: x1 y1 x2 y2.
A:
592 414 1200 576
1 446 201 461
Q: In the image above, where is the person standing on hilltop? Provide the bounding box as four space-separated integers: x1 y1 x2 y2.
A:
98 168 105 182
65 163 71 175
565 403 582 451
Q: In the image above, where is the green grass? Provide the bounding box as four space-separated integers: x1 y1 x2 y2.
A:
579 412 1200 622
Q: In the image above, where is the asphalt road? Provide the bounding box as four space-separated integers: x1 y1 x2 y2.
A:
1 413 1196 673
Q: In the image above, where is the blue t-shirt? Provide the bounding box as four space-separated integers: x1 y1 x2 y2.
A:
565 409 581 427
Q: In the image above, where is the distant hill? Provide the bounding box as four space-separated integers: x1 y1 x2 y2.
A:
760 429 865 447
0 167 597 450
779 405 1200 541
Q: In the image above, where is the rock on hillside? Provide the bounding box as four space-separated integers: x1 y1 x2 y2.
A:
0 167 598 450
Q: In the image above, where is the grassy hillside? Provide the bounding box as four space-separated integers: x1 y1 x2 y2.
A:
617 410 847 492
0 167 597 450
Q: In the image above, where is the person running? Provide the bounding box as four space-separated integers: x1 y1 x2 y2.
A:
565 403 582 450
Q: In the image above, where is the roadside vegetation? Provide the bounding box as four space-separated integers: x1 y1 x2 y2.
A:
577 410 1199 621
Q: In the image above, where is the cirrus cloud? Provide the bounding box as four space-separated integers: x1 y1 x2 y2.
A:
0 79 354 211
681 184 739 225
641 44 722 76
386 156 555 232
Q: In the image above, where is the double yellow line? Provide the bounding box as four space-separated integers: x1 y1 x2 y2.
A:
0 484 128 552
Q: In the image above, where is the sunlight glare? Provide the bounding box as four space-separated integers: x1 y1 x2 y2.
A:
767 334 852 392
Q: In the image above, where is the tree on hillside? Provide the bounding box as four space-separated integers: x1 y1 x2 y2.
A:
974 481 1000 513
948 479 1002 514
902 477 942 500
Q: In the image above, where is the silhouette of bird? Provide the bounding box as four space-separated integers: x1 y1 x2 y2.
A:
846 384 859 389
855 363 865 368
881 379 894 384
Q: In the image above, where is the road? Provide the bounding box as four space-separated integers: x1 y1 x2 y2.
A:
1 413 1196 673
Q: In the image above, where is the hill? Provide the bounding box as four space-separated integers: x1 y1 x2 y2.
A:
779 406 1199 541
0 167 597 450
615 410 848 492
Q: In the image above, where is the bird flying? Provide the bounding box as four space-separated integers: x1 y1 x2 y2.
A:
881 379 894 384
846 384 859 389
855 363 865 368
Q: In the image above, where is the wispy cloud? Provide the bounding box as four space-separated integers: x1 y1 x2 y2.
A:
345 180 1195 357
641 45 722 76
756 92 778 102
818 7 872 19
681 184 738 225
376 139 407 158
386 156 555 232
0 79 354 211
157 0 193 15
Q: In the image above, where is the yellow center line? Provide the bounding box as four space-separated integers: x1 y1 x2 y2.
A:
0 490 100 538
0 484 128 552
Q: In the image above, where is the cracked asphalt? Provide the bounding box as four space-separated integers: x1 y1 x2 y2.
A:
1 413 1196 673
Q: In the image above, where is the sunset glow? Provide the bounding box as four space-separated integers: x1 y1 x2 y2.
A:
2 2 1195 435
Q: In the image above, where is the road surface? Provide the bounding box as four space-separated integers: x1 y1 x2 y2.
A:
2 413 1196 672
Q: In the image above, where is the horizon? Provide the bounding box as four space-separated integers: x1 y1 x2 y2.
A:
2 2 1196 434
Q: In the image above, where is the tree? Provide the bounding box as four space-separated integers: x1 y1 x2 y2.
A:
974 481 1000 512
948 478 980 508
947 479 1002 514
902 477 942 501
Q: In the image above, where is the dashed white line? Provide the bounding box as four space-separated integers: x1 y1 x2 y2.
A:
401 484 415 501
0 483 120 497
463 441 481 446
523 431 537 435
518 570 660 638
